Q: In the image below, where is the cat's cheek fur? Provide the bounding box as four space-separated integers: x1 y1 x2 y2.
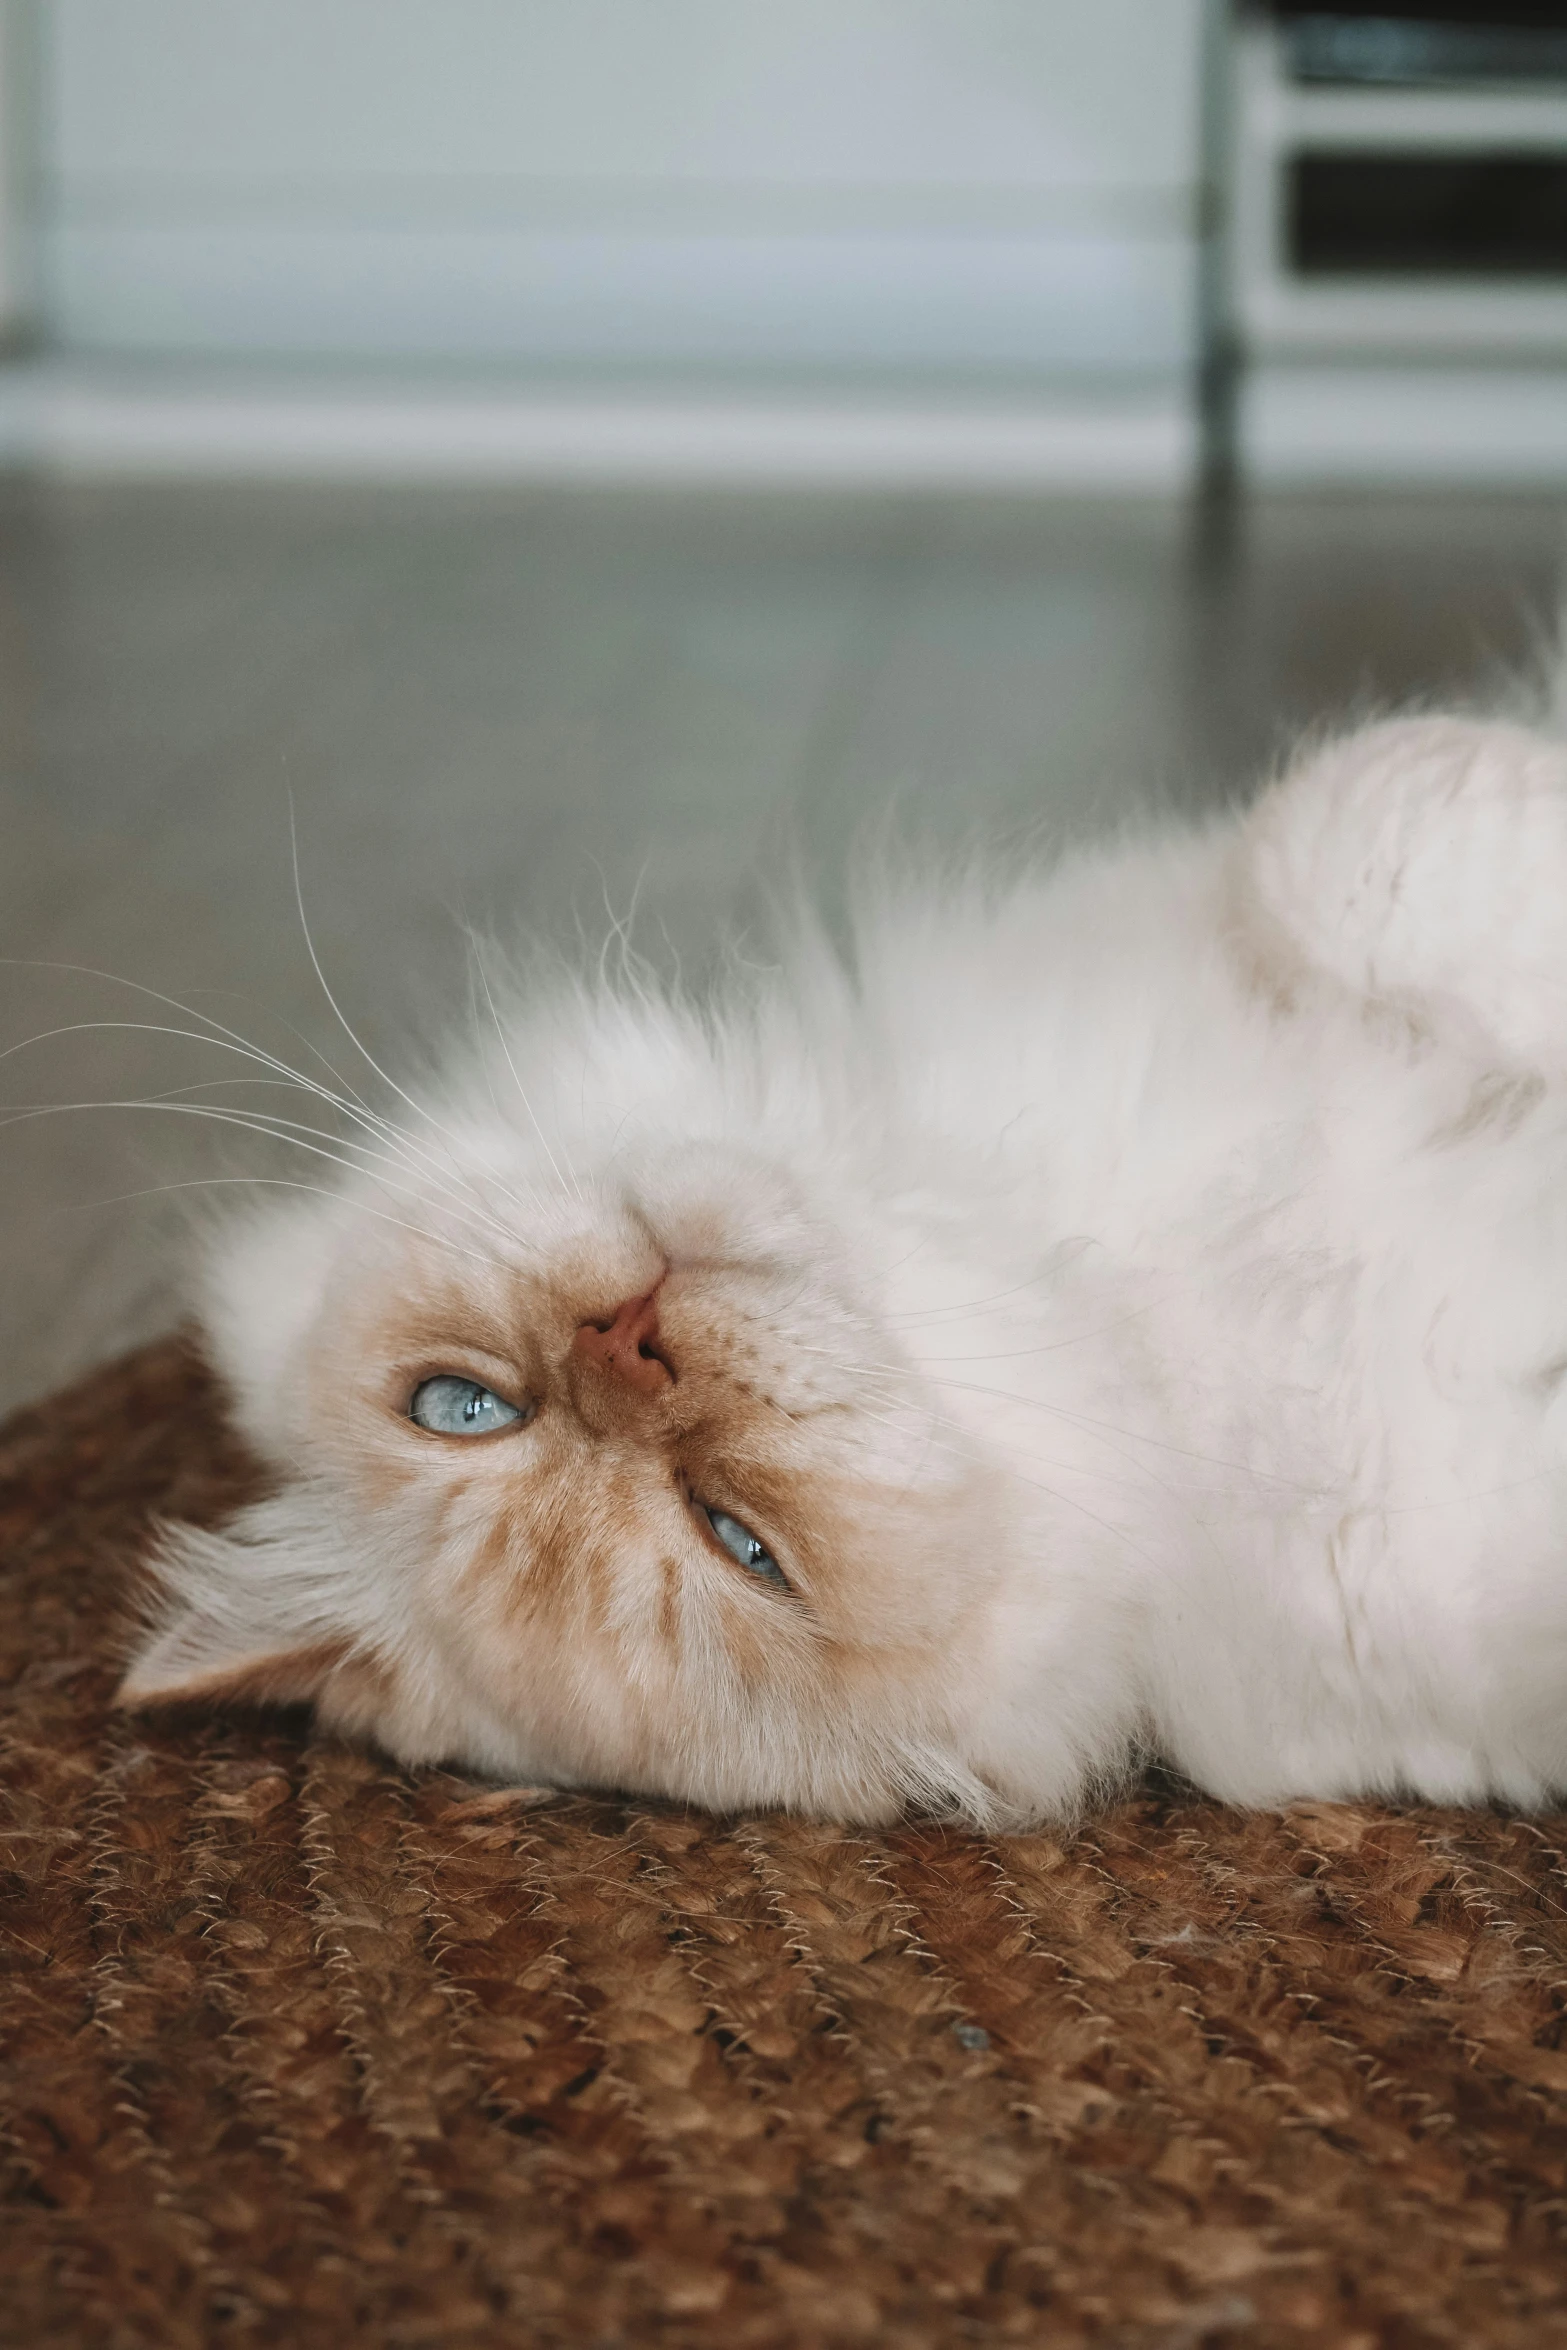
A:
192 1195 349 1466
419 1463 1009 1820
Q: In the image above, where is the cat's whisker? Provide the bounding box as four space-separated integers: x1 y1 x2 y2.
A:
468 965 509 1128
109 1072 540 1235
1 1093 426 1193
822 1341 1330 1505
848 1278 1187 1359
943 1384 1239 1574
327 1091 544 1232
923 1377 1334 1498
426 962 567 1230
177 976 382 1120
0 1006 423 1180
0 984 549 1244
121 1078 527 1206
894 1295 1180 1354
881 1257 1093 1325
0 1095 524 1263
457 1027 575 1238
143 1074 356 1100
63 1173 512 1270
288 796 424 1125
849 1401 978 1466
471 941 586 1207
287 801 528 1212
853 1394 1148 1529
0 958 386 1139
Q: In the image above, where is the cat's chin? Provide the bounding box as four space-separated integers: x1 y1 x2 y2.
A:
319 1652 1040 1831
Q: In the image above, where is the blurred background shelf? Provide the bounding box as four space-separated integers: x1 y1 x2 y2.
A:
1229 6 1567 356
1224 1 1567 479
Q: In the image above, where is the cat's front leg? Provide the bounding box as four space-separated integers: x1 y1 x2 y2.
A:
1231 714 1567 1072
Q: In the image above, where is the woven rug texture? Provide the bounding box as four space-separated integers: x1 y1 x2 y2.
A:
3 1338 1567 2349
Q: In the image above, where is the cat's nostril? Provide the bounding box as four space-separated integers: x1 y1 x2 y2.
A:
571 1287 675 1395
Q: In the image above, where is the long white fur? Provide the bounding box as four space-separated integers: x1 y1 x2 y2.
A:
125 711 1567 1822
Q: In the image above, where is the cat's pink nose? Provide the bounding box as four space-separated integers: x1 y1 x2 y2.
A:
571 1288 674 1395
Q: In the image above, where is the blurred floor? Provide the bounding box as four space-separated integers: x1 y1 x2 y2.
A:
1 479 1563 1415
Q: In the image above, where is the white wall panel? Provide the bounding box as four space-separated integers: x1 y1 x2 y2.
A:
41 0 1204 374
49 230 1195 374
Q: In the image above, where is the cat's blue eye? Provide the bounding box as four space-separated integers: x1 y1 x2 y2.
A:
700 1504 789 1589
409 1375 527 1437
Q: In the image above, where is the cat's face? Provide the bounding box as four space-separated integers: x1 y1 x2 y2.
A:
121 1138 1012 1822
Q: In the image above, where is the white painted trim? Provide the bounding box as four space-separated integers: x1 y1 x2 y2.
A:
42 223 1199 376
1243 363 1567 485
0 363 1200 488
1244 284 1567 360
1274 84 1567 152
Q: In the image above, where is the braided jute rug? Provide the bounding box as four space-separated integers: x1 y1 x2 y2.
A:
4 1340 1567 2350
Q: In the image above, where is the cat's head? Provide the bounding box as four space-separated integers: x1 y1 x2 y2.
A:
118 1096 1040 1824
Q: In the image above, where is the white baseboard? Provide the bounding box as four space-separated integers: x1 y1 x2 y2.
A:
0 362 1198 490
1243 364 1567 487
9 360 1556 493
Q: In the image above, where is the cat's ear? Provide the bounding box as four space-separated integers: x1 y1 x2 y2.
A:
115 1500 384 1719
116 1621 359 1711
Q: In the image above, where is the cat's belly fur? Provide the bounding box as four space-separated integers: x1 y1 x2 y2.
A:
901 844 1567 1812
1152 1058 1567 1804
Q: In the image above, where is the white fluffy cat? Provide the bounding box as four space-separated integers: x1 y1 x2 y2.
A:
122 712 1567 1827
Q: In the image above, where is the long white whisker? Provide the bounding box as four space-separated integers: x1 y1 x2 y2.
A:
0 1029 428 1203
0 1015 367 1105
0 954 363 1082
178 981 379 1117
0 999 536 1233
0 1010 405 1161
286 800 495 1166
468 963 507 1125
472 941 584 1204
849 1398 1161 1566
938 1380 1236 1572
52 1173 511 1268
0 1096 526 1261
283 805 551 1232
0 957 399 1150
2 1094 423 1191
882 1265 1079 1324
891 1291 1180 1358
924 1376 1331 1496
281 825 550 1225
0 948 550 1283
812 1337 1332 1499
144 1075 341 1098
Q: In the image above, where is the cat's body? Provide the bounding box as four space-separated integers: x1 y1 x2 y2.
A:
123 714 1567 1825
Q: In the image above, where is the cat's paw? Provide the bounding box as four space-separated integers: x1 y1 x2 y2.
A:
1232 714 1567 1072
